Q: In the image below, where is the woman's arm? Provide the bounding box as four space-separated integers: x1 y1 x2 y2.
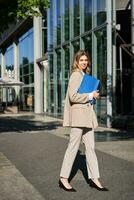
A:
68 71 89 104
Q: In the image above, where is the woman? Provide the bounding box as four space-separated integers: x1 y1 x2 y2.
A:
59 50 108 192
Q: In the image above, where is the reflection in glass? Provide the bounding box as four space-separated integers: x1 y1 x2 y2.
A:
19 28 34 111
23 65 29 75
29 74 34 84
97 0 106 26
74 0 80 37
19 29 33 65
50 83 54 113
64 45 70 93
56 49 61 114
48 54 54 113
19 87 34 111
22 57 29 65
23 75 29 85
64 0 69 41
42 12 47 54
96 29 107 96
83 35 92 54
82 35 92 72
49 54 53 80
84 0 92 32
48 3 53 51
56 0 61 44
5 45 14 78
94 28 107 124
72 39 80 53
30 63 34 73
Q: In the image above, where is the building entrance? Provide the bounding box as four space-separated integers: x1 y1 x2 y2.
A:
116 9 133 115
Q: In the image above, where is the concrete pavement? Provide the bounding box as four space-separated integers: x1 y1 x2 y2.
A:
0 113 134 200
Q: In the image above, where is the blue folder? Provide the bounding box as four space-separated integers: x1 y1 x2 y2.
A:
78 74 100 104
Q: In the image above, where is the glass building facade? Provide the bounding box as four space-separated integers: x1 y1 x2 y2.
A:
47 0 109 124
0 0 133 127
4 45 15 104
5 45 14 76
0 27 34 112
19 28 34 111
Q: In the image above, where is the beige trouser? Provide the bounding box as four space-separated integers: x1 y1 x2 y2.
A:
60 127 100 179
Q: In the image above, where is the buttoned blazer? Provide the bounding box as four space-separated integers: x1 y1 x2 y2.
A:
63 70 98 128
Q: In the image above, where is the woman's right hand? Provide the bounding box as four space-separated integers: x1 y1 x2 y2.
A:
92 91 100 99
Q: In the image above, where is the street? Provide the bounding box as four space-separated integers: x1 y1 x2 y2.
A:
0 113 134 200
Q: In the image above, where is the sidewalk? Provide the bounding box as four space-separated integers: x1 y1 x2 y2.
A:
0 113 134 200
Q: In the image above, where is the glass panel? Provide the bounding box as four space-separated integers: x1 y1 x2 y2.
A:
28 32 34 63
48 54 54 113
19 28 34 111
48 4 53 51
29 74 34 84
19 87 34 111
82 34 92 54
49 54 53 80
56 49 62 114
64 0 69 41
64 45 70 94
56 0 61 44
96 29 107 96
72 39 80 53
74 0 80 37
5 45 14 78
97 0 106 26
19 38 29 65
23 65 29 75
94 28 107 124
30 63 34 73
84 0 92 31
50 83 54 113
23 75 29 85
82 34 92 72
42 12 47 54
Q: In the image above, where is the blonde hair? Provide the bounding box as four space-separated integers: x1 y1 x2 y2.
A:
71 50 91 74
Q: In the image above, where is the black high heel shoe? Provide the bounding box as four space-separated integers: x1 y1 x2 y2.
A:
89 179 109 191
59 179 76 192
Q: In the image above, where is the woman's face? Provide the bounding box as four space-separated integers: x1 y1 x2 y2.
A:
78 55 88 71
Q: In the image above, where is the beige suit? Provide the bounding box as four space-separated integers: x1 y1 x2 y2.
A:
60 70 100 179
63 70 98 128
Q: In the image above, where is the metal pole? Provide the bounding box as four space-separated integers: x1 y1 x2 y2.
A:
119 46 123 113
106 0 112 127
112 0 116 116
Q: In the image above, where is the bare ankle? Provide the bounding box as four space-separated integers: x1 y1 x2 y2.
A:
60 177 68 181
60 177 67 179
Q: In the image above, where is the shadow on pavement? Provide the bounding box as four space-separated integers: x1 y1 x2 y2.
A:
69 150 89 184
0 115 62 133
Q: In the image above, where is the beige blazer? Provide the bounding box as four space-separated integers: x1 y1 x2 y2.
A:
63 70 98 128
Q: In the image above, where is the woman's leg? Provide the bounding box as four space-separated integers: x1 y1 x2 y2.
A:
82 128 100 179
82 129 108 190
60 127 83 179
